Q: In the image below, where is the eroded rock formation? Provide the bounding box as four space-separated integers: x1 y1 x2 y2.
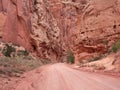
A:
0 0 33 50
0 0 120 63
44 0 120 63
31 0 62 61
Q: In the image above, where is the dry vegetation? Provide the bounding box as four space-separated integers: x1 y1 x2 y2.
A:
0 43 51 78
0 56 50 77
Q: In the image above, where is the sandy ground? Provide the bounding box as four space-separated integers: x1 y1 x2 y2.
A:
6 63 119 90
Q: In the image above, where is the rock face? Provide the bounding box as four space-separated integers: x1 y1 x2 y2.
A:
31 0 62 61
0 0 63 61
0 0 120 63
43 0 120 63
0 0 33 50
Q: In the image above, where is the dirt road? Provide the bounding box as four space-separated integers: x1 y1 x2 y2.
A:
14 63 120 90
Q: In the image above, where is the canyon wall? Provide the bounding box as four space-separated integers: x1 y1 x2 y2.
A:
31 0 63 61
0 0 63 61
46 0 120 63
0 0 33 50
0 0 120 63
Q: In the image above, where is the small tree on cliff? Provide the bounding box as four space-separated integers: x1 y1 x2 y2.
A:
2 44 16 57
67 49 75 64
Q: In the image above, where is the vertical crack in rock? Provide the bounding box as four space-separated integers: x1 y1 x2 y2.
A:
31 0 63 62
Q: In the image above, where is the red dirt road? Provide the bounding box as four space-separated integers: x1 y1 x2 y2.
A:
14 63 120 90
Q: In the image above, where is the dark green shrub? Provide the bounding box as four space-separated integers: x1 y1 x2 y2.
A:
2 44 16 57
17 50 29 56
110 40 120 53
67 49 75 64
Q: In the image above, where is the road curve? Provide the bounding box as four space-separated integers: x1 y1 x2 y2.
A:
14 63 120 90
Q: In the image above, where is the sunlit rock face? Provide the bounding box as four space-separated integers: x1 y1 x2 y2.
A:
0 0 33 50
45 0 120 63
0 0 63 61
0 0 120 62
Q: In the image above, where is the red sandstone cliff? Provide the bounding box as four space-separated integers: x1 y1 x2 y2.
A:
0 0 33 50
46 0 120 63
0 0 120 63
